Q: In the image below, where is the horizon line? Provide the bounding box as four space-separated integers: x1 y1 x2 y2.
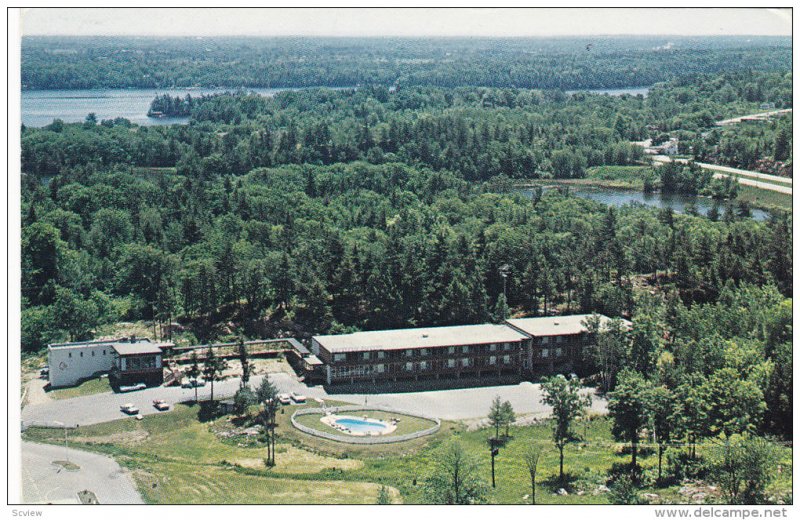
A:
22 33 792 38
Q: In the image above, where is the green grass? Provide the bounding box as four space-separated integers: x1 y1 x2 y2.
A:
46 377 112 400
130 461 399 504
294 410 438 437
22 404 792 505
735 184 793 212
585 165 656 189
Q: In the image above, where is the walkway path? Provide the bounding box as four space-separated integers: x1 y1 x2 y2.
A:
20 441 144 504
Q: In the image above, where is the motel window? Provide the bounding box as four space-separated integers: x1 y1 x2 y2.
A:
461 358 469 367
405 349 413 357
420 361 429 370
363 352 370 361
462 346 469 354
448 359 456 368
542 349 549 358
503 343 511 351
489 356 496 365
490 344 497 352
376 364 385 373
448 346 455 354
555 348 563 357
542 337 550 345
503 355 511 364
420 349 428 357
405 362 413 371
557 336 564 344
334 353 346 362
377 351 385 359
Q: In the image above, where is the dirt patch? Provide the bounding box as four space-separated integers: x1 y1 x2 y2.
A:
233 445 363 474
74 429 150 446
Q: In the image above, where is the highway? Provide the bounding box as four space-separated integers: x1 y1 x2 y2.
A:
651 156 792 195
715 108 792 126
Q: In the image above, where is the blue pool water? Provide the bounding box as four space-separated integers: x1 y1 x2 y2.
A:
335 417 390 433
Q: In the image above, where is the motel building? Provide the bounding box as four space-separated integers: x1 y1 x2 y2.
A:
311 314 627 385
47 336 170 389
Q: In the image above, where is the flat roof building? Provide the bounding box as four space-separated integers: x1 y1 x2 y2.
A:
505 314 628 337
312 314 627 386
48 336 167 389
312 323 529 385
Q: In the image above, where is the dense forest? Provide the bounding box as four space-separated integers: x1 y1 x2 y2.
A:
21 65 792 446
22 36 791 91
22 71 792 181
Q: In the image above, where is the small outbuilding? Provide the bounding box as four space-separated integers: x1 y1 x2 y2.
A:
109 337 165 387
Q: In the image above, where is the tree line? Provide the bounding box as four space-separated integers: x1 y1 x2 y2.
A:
22 36 790 91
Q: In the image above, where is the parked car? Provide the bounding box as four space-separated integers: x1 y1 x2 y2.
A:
181 379 205 388
152 399 170 411
277 393 292 405
119 382 146 392
289 391 306 403
120 403 139 415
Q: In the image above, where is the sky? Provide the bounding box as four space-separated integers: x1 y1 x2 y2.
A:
20 7 792 37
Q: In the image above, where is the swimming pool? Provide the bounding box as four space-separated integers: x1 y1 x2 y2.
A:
334 416 391 434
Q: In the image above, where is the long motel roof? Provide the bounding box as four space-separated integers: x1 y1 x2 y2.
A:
506 314 631 337
313 323 529 354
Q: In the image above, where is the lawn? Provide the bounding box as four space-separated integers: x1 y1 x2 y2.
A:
45 377 112 400
22 403 792 505
129 461 399 504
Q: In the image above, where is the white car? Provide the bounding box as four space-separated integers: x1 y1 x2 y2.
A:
289 391 306 403
277 393 292 405
119 382 146 392
120 403 139 415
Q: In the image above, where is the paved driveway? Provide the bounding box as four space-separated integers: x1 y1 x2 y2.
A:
22 372 605 426
320 381 605 421
20 441 143 504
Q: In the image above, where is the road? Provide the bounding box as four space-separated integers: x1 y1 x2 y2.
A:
651 156 792 195
715 108 792 126
22 372 607 427
20 441 144 504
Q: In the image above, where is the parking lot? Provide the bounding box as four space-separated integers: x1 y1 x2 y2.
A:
22 368 605 427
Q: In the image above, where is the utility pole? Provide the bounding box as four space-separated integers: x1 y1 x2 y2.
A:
499 264 511 320
54 421 69 462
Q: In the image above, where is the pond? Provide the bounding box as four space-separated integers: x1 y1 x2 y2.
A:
519 186 770 221
20 87 348 128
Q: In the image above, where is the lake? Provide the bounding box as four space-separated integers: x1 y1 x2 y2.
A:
519 186 769 221
20 87 331 128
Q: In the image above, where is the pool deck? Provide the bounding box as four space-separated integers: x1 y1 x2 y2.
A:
319 413 397 436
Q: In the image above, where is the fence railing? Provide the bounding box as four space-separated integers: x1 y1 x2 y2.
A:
291 405 440 444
